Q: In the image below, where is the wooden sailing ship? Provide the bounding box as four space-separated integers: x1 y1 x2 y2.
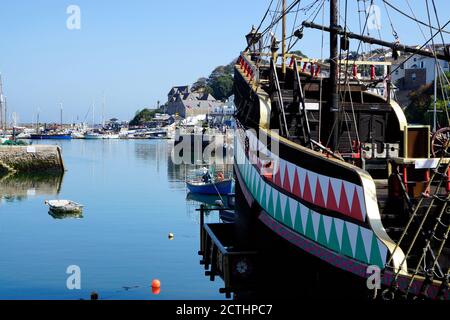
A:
233 0 450 300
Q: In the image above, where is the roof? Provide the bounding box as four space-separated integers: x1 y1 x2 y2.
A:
168 86 189 96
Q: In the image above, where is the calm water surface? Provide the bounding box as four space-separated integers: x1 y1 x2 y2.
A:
0 139 224 300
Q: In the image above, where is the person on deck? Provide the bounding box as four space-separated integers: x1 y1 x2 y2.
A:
202 171 212 184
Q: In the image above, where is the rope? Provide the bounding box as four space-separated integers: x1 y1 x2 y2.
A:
372 19 450 88
425 0 450 127
404 200 449 296
382 0 399 40
382 0 450 35
287 0 302 51
285 0 326 51
244 0 275 52
386 150 450 295
402 0 450 126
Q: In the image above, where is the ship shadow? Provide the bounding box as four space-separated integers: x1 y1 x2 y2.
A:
228 178 369 301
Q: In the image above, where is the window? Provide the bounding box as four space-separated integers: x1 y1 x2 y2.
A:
421 61 424 68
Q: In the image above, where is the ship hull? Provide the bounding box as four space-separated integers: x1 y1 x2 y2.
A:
233 125 449 300
84 134 103 140
30 134 72 140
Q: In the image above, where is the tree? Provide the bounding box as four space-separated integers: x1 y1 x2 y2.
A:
289 50 308 58
209 75 233 101
191 77 210 93
190 60 239 102
405 84 433 124
405 73 450 126
191 61 235 101
129 108 161 126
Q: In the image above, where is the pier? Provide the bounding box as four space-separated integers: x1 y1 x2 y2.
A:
0 145 65 174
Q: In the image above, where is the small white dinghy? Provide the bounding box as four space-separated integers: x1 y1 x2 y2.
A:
45 200 84 214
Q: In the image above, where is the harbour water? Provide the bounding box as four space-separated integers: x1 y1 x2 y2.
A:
0 139 226 300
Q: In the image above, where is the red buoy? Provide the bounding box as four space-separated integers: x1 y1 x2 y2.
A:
152 279 161 288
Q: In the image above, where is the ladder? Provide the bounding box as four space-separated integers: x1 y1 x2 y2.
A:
270 59 290 138
385 155 450 299
293 59 313 149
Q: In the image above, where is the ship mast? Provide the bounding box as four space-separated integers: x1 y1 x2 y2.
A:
282 0 287 74
329 0 339 151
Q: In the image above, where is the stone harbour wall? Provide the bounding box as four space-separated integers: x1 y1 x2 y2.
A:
0 145 65 174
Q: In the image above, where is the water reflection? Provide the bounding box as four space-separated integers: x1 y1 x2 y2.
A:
167 143 234 191
186 192 226 207
48 210 83 220
0 173 64 203
134 141 169 163
0 139 226 300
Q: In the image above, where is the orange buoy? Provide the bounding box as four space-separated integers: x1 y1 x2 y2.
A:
152 279 161 288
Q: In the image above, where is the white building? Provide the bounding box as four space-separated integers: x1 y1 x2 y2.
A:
391 46 450 89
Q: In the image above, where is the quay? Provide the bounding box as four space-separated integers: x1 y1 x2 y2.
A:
0 145 65 174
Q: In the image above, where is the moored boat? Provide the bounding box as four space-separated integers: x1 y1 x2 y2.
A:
186 179 233 195
71 131 86 139
30 133 72 140
148 129 169 139
84 132 103 140
103 133 120 139
45 200 83 214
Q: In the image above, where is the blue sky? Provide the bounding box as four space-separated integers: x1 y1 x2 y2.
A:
1 0 449 123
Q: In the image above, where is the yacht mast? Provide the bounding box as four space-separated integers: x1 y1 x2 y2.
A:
92 100 95 129
4 96 7 130
60 102 63 128
0 74 4 131
102 93 106 127
36 108 40 133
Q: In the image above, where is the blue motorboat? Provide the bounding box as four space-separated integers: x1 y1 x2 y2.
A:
30 133 72 140
186 179 234 195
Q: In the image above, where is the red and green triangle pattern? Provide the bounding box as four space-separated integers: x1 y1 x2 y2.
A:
238 146 387 269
